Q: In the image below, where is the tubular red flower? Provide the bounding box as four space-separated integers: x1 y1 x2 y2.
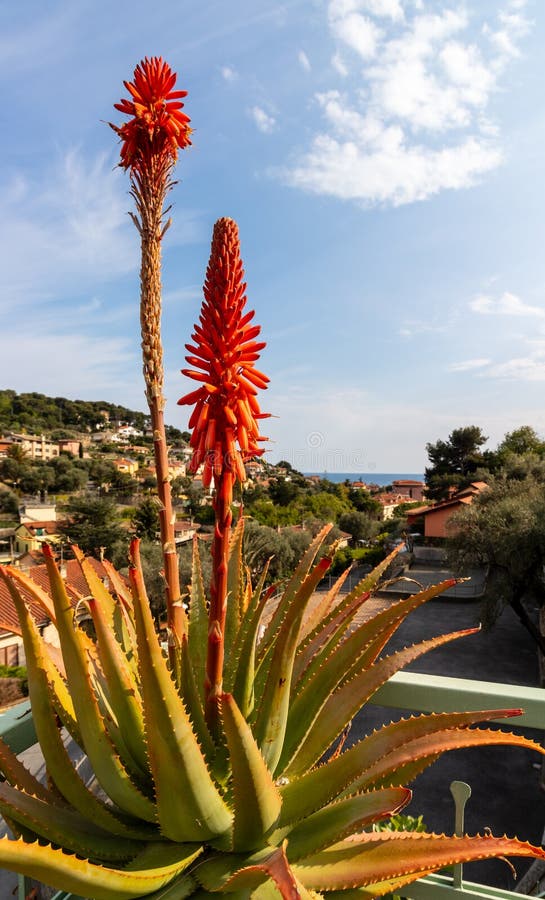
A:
178 218 269 485
110 56 191 172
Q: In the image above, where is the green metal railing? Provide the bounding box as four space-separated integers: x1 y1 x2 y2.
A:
1 671 543 900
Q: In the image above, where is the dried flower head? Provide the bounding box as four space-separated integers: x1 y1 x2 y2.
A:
178 217 270 488
110 56 191 171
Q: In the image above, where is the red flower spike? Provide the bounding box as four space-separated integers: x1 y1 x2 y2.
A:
110 56 191 172
178 217 269 487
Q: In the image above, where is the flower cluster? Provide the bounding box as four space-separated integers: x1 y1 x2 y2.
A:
178 217 269 487
110 56 191 171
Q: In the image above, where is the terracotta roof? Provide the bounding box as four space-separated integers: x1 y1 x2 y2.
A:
392 479 424 486
0 557 111 636
16 521 59 536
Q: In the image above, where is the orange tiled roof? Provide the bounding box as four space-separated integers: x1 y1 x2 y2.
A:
0 557 112 636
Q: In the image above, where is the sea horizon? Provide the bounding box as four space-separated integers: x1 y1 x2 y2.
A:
304 472 424 486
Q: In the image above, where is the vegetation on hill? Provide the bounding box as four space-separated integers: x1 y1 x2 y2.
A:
0 389 150 434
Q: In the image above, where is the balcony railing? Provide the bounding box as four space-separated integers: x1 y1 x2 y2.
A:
1 671 543 900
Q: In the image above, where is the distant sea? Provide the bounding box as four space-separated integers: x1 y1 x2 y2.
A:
304 472 424 486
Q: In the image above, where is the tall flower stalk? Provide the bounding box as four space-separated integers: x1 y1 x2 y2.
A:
111 57 192 646
179 217 269 721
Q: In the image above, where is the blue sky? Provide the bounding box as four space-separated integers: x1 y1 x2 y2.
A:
1 0 544 472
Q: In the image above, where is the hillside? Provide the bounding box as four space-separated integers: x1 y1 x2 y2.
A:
0 390 150 436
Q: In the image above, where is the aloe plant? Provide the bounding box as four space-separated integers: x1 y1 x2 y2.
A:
0 57 543 900
0 533 544 899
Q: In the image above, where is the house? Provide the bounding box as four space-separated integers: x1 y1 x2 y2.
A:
406 482 488 540
0 556 113 665
173 520 199 545
113 457 139 476
391 479 425 501
374 492 407 520
19 501 57 524
113 425 144 442
5 432 59 461
58 439 81 456
14 521 60 555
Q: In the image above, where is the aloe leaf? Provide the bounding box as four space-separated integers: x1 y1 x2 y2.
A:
359 725 545 792
198 843 298 898
292 832 545 893
292 588 368 688
84 576 149 775
0 782 142 862
224 517 245 673
2 564 57 624
74 547 117 627
257 524 332 660
283 787 411 861
284 626 480 777
0 569 82 742
180 635 215 762
221 693 282 851
0 737 52 804
339 580 458 684
0 837 202 900
298 564 354 644
280 581 458 774
129 541 233 843
231 564 271 716
5 573 159 839
138 872 197 900
187 535 208 701
279 707 526 827
41 545 157 823
253 554 333 772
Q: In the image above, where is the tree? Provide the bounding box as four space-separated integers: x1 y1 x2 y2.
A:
132 497 160 541
496 426 545 460
59 494 127 562
448 474 545 654
338 510 379 546
425 426 488 500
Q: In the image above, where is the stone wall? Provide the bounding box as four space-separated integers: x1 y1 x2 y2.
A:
0 677 25 707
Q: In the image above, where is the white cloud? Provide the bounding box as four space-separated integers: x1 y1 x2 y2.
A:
0 149 135 311
221 65 238 82
298 50 311 72
250 106 276 134
331 53 349 76
448 358 491 372
329 9 381 61
470 292 545 317
399 320 448 337
485 7 531 61
0 329 138 400
485 356 545 382
281 2 531 207
328 0 403 21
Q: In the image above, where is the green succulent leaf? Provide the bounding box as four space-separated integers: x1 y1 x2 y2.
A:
292 832 545 894
129 543 233 843
188 535 209 701
4 572 158 839
257 524 333 661
285 626 480 777
222 692 282 851
0 836 202 900
231 563 272 717
254 553 333 773
278 707 531 828
283 787 412 861
0 782 142 862
41 546 157 823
